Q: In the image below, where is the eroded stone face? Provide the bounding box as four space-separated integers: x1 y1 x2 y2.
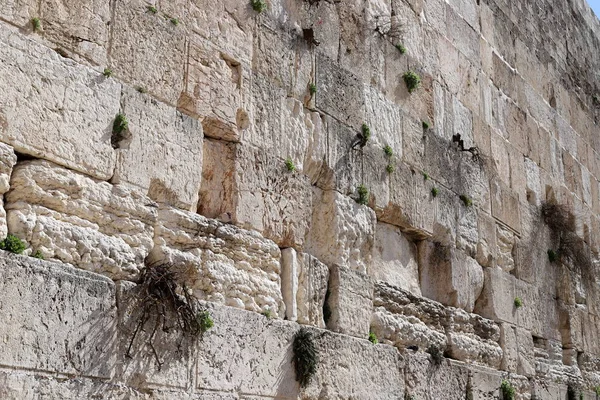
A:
5 160 156 280
0 143 16 239
149 206 284 315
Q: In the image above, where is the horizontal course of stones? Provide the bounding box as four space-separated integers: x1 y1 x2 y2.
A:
0 0 600 398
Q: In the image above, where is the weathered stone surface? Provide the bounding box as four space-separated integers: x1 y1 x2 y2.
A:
0 25 119 180
281 248 329 328
404 352 469 400
419 242 484 313
371 222 421 296
113 87 204 211
149 206 284 315
474 267 516 324
305 188 376 274
0 143 16 239
326 264 373 338
5 160 156 280
0 254 116 377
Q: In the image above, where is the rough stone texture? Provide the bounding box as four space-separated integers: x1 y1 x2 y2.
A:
0 254 116 378
326 264 374 339
113 87 204 211
0 143 16 238
0 25 119 180
281 248 329 328
5 160 156 280
305 188 376 274
149 206 284 315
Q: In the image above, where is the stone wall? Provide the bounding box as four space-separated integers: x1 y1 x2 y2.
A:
0 0 600 398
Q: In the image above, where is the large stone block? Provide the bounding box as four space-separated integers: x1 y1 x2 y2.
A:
0 0 37 26
0 254 116 377
419 242 484 313
404 352 469 400
113 87 204 211
326 264 374 339
0 143 16 239
149 206 284 315
110 0 186 106
305 188 376 274
490 179 521 233
371 222 421 296
281 248 329 328
5 160 156 280
0 26 119 180
473 267 516 325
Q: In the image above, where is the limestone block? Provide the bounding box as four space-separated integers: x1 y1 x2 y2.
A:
0 143 16 239
326 264 374 339
5 160 156 280
496 223 517 273
110 0 186 106
280 248 329 328
476 214 497 268
112 87 203 211
0 254 116 377
179 39 250 141
0 0 37 26
149 206 284 315
468 365 504 400
474 267 516 324
446 3 480 65
305 188 376 274
0 26 119 180
371 222 421 296
404 352 469 400
39 0 110 65
491 179 521 233
364 86 404 161
419 243 484 313
200 142 313 248
516 281 561 341
316 52 365 130
372 282 448 350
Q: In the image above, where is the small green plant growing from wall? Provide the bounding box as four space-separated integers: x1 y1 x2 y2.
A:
403 70 421 93
309 83 317 96
285 158 296 172
196 310 214 333
595 386 600 395
293 328 318 387
262 308 273 319
32 250 44 260
103 68 113 78
147 5 158 14
251 0 267 12
356 185 369 205
386 164 394 174
431 187 439 198
501 379 515 400
113 113 128 136
0 234 26 255
396 43 406 54
514 297 523 308
31 17 41 32
383 145 393 157
368 331 378 344
361 123 371 144
170 18 179 26
422 121 430 130
547 249 558 263
136 86 147 94
423 172 429 181
460 194 473 207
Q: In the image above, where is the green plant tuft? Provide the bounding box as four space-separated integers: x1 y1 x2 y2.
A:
0 234 26 254
396 43 406 54
501 379 515 400
285 158 296 172
427 344 443 366
103 68 113 78
31 17 41 32
404 393 415 400
32 250 44 260
595 386 600 395
136 86 147 94
262 309 273 319
357 185 369 205
196 310 214 333
113 113 128 136
368 331 378 344
362 123 371 142
431 187 439 198
251 0 267 12
309 83 317 95
386 164 395 174
423 172 429 181
383 145 393 157
460 194 473 207
403 70 421 93
147 5 158 14
547 249 558 263
422 120 430 130
293 328 318 387
514 297 523 308
170 18 179 25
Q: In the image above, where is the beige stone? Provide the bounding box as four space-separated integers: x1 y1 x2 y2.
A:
113 87 204 211
0 25 119 180
149 206 284 315
474 267 517 324
5 160 156 280
0 143 17 239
